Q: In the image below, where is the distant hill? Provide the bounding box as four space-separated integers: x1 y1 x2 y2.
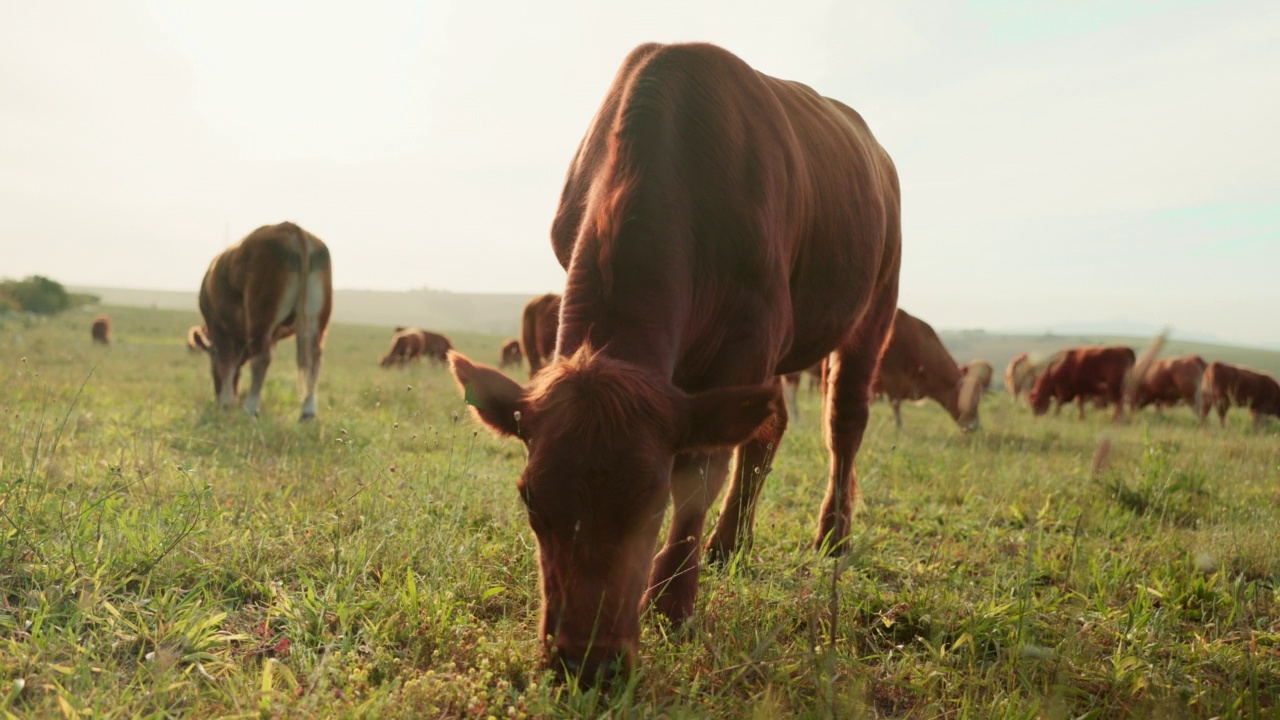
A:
71 285 1280 380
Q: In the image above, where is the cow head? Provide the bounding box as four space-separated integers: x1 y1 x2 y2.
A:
448 346 777 684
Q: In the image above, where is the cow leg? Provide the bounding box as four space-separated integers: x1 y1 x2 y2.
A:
243 347 273 417
1076 396 1086 420
298 329 323 421
704 381 788 564
643 449 732 627
783 373 801 426
816 319 891 555
891 400 903 430
1217 402 1228 427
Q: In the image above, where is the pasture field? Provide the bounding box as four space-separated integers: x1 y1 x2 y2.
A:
2 305 1278 719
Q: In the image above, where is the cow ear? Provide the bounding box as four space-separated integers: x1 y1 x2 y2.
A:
449 351 527 438
675 382 781 451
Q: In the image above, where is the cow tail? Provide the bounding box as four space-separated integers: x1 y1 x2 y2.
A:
295 227 315 393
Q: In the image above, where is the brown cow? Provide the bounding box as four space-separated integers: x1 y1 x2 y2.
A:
448 43 901 682
1199 361 1280 427
186 325 210 354
380 328 427 367
872 309 980 431
499 338 523 368
520 293 560 376
1134 354 1206 413
1028 346 1135 421
382 327 453 367
960 359 994 393
198 222 333 420
90 315 111 345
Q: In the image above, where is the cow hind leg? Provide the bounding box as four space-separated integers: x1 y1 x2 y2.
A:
243 349 273 417
891 400 903 430
817 312 893 555
644 449 732 627
704 381 789 564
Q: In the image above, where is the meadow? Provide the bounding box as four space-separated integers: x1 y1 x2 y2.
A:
1 305 1277 718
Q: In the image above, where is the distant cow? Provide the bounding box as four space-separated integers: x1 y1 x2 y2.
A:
186 325 210 354
91 315 111 345
198 222 333 420
1005 352 1040 400
382 327 453 367
1199 361 1280 427
1028 345 1135 421
781 362 823 422
380 328 427 368
872 308 980 431
499 338 523 368
961 360 993 393
520 293 560 376
1134 354 1207 413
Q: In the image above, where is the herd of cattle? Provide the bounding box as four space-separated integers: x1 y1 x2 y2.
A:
75 42 1280 683
97 280 1280 432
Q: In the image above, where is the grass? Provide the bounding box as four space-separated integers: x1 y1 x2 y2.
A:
1 305 1278 719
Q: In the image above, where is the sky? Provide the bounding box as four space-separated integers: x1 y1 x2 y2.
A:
1 0 1277 347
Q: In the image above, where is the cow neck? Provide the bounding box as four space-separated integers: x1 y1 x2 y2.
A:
556 231 689 382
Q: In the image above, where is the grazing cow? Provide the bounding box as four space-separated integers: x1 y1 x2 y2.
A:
500 338 524 368
198 222 333 420
1005 352 1040 400
961 360 994 393
90 315 111 345
382 327 453 367
186 325 210 354
521 293 561 376
380 328 427 368
1028 345 1135 421
1199 361 1280 427
872 309 980 431
448 43 901 682
1134 354 1207 413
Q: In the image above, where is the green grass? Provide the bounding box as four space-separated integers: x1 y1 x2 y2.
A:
2 305 1278 719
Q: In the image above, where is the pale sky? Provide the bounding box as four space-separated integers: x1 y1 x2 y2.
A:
2 1 1277 347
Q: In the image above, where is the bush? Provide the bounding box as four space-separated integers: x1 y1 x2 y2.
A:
0 276 97 315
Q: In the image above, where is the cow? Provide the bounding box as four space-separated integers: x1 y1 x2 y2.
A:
447 43 901 682
1005 352 1040 401
1133 354 1207 414
1028 345 1135 421
382 327 453 367
90 315 111 345
198 222 333 420
380 328 427 368
186 325 210 354
520 293 561 376
871 308 980 431
499 338 524 368
1199 361 1280 427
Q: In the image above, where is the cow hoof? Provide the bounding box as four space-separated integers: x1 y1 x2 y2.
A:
299 412 316 422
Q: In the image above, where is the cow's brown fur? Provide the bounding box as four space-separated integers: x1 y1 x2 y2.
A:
1199 361 1280 427
1134 355 1206 413
448 43 901 681
1028 346 1135 421
499 338 523 368
198 222 333 420
91 315 111 345
520 293 561 377
872 309 979 431
186 325 210 354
